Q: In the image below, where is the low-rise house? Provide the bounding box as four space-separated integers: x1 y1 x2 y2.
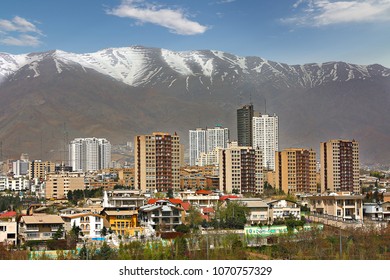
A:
0 176 30 191
381 202 390 221
85 197 103 207
360 175 379 189
307 192 364 222
267 199 301 223
101 208 142 237
181 190 220 208
200 207 215 222
103 190 145 208
18 215 65 242
363 203 383 221
59 208 84 216
0 211 17 246
383 192 390 203
138 200 185 232
62 213 108 239
225 197 269 225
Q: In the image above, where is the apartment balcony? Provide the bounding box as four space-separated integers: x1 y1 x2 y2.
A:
24 227 39 232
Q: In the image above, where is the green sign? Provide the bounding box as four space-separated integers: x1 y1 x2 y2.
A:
244 224 323 237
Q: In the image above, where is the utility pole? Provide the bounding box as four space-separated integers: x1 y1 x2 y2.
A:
339 227 342 259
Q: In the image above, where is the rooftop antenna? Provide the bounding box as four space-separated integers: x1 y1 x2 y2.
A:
264 97 267 114
62 122 69 166
40 134 43 160
250 92 252 105
0 141 2 161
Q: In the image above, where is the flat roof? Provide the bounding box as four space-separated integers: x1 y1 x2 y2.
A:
21 215 64 224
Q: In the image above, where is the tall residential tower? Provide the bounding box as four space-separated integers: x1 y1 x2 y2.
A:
237 104 254 147
69 138 111 172
252 113 279 171
135 132 180 193
320 139 360 193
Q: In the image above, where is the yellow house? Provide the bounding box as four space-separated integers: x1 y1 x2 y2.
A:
101 209 144 237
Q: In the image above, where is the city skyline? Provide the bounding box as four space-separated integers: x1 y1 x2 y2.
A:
1 1 390 67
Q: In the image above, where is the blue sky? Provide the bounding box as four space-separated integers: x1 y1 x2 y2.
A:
1 0 390 66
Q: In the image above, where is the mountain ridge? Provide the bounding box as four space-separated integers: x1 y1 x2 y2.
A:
0 46 389 165
1 46 389 88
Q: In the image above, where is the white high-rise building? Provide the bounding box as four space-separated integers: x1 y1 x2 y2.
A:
188 126 229 166
252 114 279 171
189 128 207 166
69 138 111 172
206 126 229 153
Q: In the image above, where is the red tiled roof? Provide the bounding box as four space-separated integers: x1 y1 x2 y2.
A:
169 198 183 205
201 207 215 214
147 198 183 205
196 190 213 195
201 214 210 221
147 198 158 204
0 211 17 218
180 202 191 211
219 195 239 201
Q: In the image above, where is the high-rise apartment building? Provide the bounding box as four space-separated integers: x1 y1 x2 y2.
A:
275 148 317 194
189 128 207 166
206 125 229 152
188 126 229 166
29 160 56 180
219 146 263 194
69 138 111 172
45 172 85 199
320 139 360 193
252 114 279 171
135 132 180 193
237 104 254 147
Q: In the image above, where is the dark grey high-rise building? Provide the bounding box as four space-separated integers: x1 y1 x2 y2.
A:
237 104 254 147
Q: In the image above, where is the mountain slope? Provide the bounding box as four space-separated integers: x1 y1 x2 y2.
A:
0 46 389 165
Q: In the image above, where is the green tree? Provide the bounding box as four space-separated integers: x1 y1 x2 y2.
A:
187 205 203 230
79 243 88 260
100 226 108 237
175 224 190 234
93 242 115 260
52 225 64 240
167 188 174 199
219 201 250 229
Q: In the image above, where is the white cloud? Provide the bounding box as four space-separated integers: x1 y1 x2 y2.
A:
0 16 41 34
0 16 43 47
284 0 390 26
107 0 208 35
0 34 41 47
217 0 236 3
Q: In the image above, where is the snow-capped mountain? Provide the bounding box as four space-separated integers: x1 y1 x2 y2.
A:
1 46 389 89
0 46 390 165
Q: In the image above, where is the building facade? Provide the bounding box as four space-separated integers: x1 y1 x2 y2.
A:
134 132 180 193
189 128 207 166
69 138 111 172
237 104 254 147
18 215 65 242
320 139 360 193
275 148 317 194
252 114 279 171
219 146 263 194
45 172 85 199
189 125 229 166
138 200 184 231
307 193 364 221
206 125 229 152
29 160 56 180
